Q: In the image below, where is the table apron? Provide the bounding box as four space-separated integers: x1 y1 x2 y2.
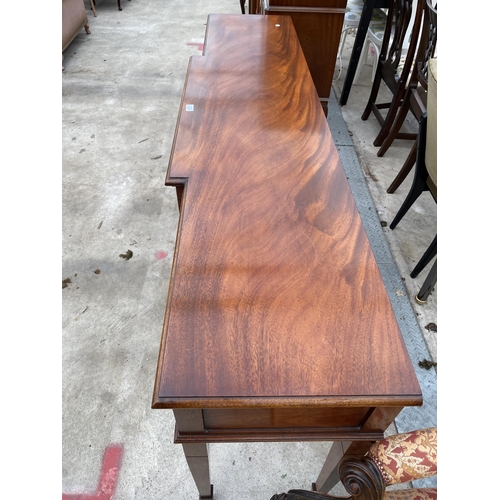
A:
174 428 385 444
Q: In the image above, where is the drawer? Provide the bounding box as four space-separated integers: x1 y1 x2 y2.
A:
203 407 371 431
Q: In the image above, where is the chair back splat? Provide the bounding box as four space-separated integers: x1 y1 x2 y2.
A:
418 1 437 89
361 0 426 148
379 0 437 196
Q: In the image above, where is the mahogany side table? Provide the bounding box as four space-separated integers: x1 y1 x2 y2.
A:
152 14 422 499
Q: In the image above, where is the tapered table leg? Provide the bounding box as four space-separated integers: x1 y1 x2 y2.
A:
182 443 213 499
173 409 213 499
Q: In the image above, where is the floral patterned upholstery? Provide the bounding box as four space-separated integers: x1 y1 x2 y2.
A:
385 488 437 500
368 428 437 486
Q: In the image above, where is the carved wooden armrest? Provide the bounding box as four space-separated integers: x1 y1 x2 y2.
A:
270 428 437 500
271 456 386 500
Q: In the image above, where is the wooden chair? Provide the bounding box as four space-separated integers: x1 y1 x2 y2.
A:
91 0 130 13
412 236 436 304
389 58 437 304
88 0 97 17
241 0 260 14
339 0 385 57
349 6 388 84
270 427 437 500
361 0 426 148
117 0 130 10
382 0 437 194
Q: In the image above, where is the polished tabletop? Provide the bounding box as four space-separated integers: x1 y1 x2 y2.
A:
153 14 421 410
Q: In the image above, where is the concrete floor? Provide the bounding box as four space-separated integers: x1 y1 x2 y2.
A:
62 1 436 498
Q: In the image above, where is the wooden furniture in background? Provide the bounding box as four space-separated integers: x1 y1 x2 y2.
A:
339 0 390 105
249 0 261 13
385 0 437 194
390 58 437 305
152 14 422 499
361 0 425 147
62 0 91 69
259 0 348 115
378 0 437 158
249 0 393 108
116 0 131 11
90 0 130 13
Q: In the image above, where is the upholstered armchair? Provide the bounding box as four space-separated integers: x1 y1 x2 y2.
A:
62 0 91 68
271 428 437 500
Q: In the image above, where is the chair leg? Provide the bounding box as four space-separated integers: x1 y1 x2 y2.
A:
372 91 405 147
386 140 417 194
410 235 437 278
118 0 122 10
389 171 427 230
377 92 412 157
389 112 428 200
361 60 383 121
240 0 245 14
89 0 97 17
415 260 437 304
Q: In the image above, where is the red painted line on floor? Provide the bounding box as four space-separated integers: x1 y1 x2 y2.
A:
63 444 124 500
186 42 204 51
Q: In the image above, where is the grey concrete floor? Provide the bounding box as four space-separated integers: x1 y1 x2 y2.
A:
62 1 436 499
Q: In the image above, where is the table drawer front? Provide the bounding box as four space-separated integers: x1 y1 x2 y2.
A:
203 407 371 431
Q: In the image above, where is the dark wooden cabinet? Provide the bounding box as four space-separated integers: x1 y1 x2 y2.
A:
259 0 348 113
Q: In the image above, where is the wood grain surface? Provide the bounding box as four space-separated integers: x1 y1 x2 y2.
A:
153 15 421 409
